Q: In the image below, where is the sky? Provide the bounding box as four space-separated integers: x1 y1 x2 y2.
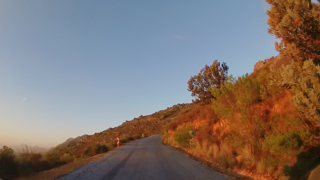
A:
0 0 280 148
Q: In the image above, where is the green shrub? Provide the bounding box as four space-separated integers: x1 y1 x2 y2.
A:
224 133 245 149
43 150 65 167
268 60 320 128
263 130 310 156
173 126 194 148
84 144 109 157
212 75 261 121
60 153 74 163
263 157 283 167
233 75 261 108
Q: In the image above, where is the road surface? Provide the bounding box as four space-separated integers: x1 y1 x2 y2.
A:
56 135 230 180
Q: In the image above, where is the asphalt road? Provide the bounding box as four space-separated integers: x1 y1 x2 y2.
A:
56 135 230 180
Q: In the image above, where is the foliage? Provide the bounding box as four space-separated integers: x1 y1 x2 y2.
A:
224 133 245 149
283 146 320 180
0 146 16 180
60 153 74 163
173 126 194 148
0 146 68 180
126 136 135 141
106 141 117 149
84 144 109 157
195 126 211 147
133 134 141 139
212 75 260 118
290 61 320 128
263 130 311 156
43 148 68 167
161 1 320 179
269 60 320 128
0 100 192 179
188 60 229 104
266 0 320 64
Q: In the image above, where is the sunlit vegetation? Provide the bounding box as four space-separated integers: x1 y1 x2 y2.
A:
2 0 320 180
188 60 229 104
0 103 193 180
173 126 194 148
162 1 320 179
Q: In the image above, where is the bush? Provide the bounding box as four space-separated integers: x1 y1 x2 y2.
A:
126 136 134 141
195 126 211 147
0 146 17 180
224 133 245 149
133 134 141 139
17 152 48 176
263 130 310 156
174 126 194 148
212 75 261 119
106 141 117 149
233 75 261 108
84 144 109 157
216 151 236 169
60 153 74 163
43 150 65 167
120 139 127 144
282 146 320 180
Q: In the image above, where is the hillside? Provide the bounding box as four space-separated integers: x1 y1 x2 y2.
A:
161 1 320 180
0 103 195 180
48 103 194 158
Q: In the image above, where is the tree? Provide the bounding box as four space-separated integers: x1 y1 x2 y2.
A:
265 0 320 64
188 60 228 104
266 0 320 128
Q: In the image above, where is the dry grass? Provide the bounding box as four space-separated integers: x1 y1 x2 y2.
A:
212 144 220 160
266 166 276 175
256 160 266 174
237 145 255 168
190 139 210 158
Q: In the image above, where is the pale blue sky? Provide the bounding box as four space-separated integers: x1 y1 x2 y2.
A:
0 0 279 148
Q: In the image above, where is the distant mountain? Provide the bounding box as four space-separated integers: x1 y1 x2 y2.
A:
56 134 90 149
9 144 48 153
